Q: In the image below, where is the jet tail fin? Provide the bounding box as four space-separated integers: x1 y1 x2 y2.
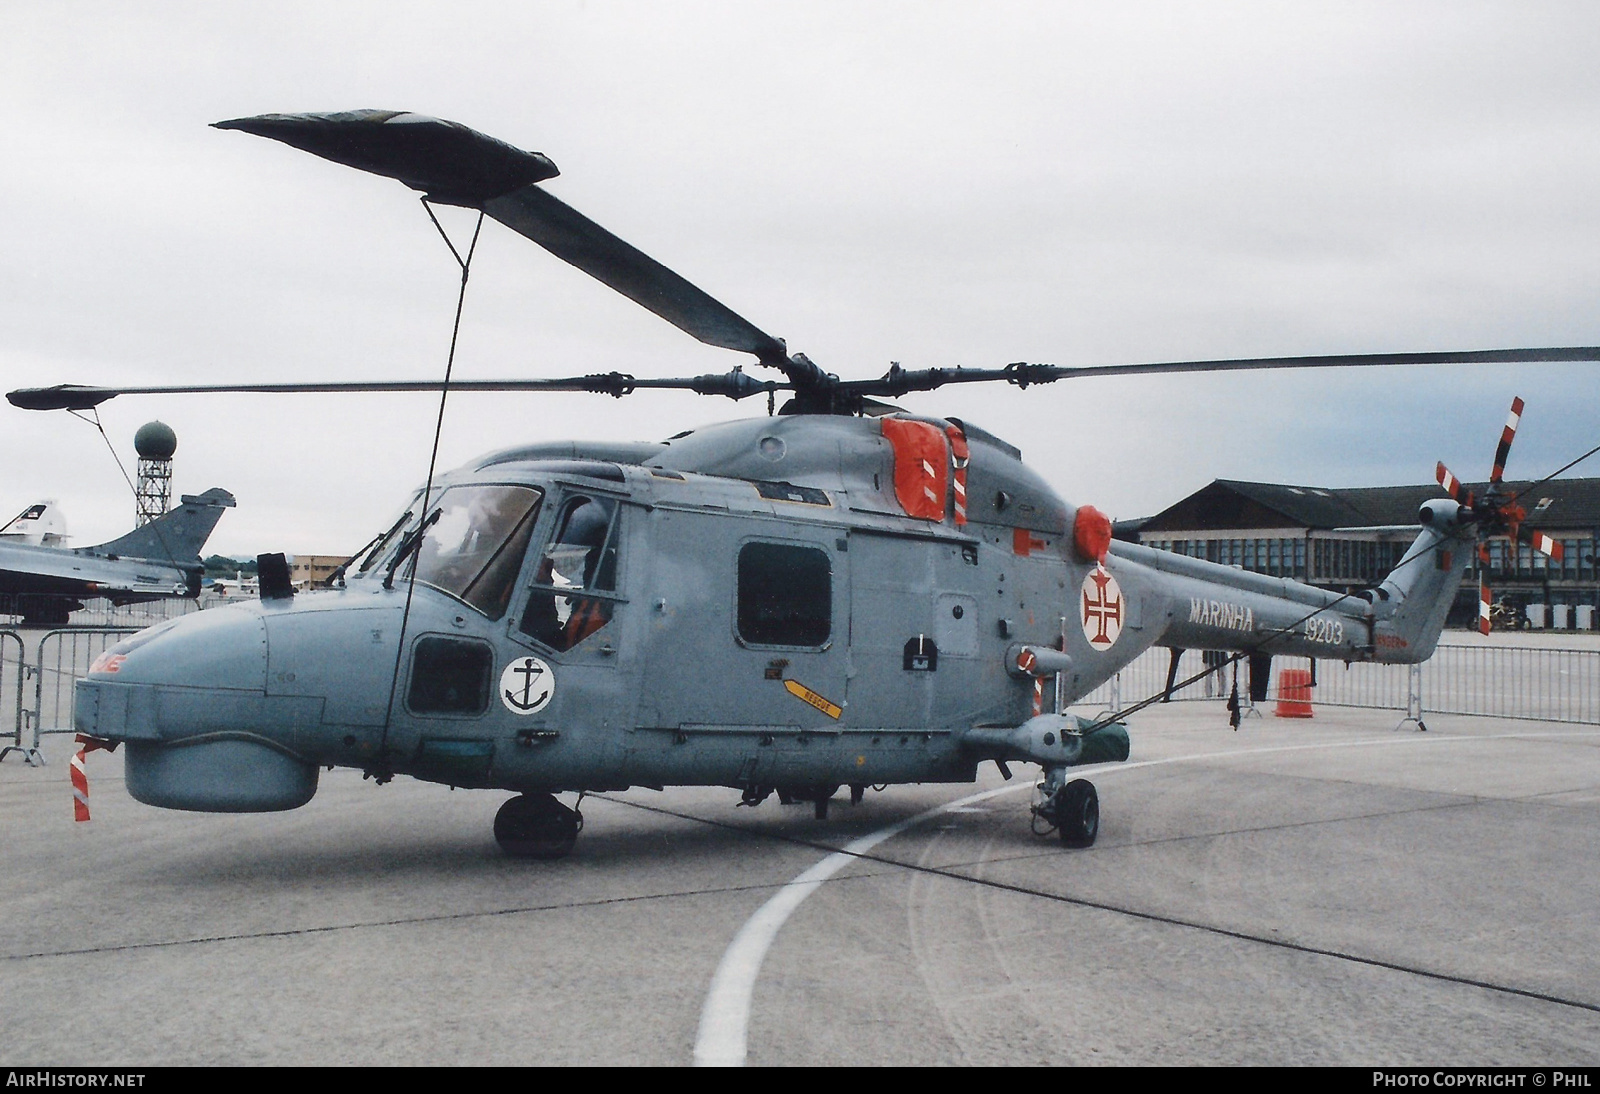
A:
90 489 236 565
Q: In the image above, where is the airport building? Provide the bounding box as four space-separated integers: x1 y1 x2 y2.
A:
289 554 346 590
1133 477 1600 629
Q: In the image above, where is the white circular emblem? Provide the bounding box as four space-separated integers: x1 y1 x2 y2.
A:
499 656 555 715
1079 565 1124 650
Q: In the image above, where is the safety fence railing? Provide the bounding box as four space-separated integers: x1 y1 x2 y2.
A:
0 628 142 766
0 630 27 763
1070 642 1600 726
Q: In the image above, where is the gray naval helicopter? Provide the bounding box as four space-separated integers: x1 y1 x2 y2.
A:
9 111 1592 857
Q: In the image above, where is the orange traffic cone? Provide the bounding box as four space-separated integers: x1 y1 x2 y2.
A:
1275 668 1314 718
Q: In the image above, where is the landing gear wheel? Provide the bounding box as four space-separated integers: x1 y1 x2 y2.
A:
494 793 581 859
1056 779 1099 848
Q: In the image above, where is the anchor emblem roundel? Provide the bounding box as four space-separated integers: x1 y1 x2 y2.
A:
500 656 555 715
1080 565 1124 650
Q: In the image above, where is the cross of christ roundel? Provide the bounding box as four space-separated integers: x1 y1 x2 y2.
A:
1080 565 1124 650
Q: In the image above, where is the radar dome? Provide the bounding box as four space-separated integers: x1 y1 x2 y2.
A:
134 421 177 460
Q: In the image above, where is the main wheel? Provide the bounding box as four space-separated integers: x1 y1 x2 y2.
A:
1056 779 1099 848
494 793 581 859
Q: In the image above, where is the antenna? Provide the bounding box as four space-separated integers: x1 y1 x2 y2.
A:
133 420 177 526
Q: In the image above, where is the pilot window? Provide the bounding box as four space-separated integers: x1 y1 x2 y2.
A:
520 494 621 652
407 636 493 714
737 542 831 647
403 484 543 620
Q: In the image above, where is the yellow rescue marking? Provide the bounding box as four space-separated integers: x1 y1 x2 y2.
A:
782 678 843 720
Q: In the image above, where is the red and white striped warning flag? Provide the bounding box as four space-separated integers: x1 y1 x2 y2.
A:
70 734 116 822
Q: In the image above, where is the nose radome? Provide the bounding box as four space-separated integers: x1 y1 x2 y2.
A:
96 605 267 691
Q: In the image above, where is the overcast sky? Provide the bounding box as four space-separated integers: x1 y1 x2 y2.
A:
5 1 1599 556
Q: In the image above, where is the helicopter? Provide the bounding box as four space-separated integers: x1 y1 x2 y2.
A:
8 110 1592 856
0 488 234 626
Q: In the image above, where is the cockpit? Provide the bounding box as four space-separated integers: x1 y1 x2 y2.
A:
347 478 626 654
352 483 544 620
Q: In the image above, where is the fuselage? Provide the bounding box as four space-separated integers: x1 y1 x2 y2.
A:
75 414 1469 812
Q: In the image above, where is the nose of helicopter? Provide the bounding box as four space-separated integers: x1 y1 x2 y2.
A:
88 604 268 692
76 604 317 812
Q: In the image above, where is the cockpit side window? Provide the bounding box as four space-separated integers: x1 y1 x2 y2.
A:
520 495 621 651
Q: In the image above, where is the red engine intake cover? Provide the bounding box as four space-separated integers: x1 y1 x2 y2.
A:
1073 504 1112 563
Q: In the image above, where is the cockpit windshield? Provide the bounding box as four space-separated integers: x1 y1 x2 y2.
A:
380 484 543 620
355 492 423 576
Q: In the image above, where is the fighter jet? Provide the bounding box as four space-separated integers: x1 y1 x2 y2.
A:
0 488 235 626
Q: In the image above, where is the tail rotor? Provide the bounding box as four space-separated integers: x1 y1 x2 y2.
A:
1439 397 1564 634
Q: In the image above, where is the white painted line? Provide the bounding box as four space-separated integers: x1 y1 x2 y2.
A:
693 782 1022 1066
692 727 1600 1066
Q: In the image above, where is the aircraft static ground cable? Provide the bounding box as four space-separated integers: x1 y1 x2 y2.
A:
601 791 1600 1017
1508 440 1600 506
378 202 485 741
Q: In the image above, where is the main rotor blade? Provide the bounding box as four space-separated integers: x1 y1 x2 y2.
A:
215 110 814 386
482 185 794 372
841 348 1600 398
213 110 560 207
6 371 782 411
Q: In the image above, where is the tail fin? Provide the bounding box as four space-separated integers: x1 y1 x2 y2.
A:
1371 499 1473 662
90 489 236 564
0 499 70 546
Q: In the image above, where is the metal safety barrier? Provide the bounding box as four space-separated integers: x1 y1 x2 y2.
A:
1 628 142 766
0 630 29 764
1072 642 1600 727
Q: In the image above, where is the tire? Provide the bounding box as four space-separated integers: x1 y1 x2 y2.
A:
494 794 580 859
1056 779 1099 848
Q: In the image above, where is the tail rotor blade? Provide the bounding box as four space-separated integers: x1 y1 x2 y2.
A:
1528 529 1564 561
1490 396 1525 484
1436 461 1464 501
1479 577 1493 635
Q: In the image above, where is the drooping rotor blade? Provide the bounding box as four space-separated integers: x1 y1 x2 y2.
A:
481 186 796 372
839 348 1600 399
214 110 821 389
6 371 782 411
213 110 560 206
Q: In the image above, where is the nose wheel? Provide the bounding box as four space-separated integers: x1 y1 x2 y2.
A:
494 793 583 859
1054 778 1099 847
1033 775 1099 848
